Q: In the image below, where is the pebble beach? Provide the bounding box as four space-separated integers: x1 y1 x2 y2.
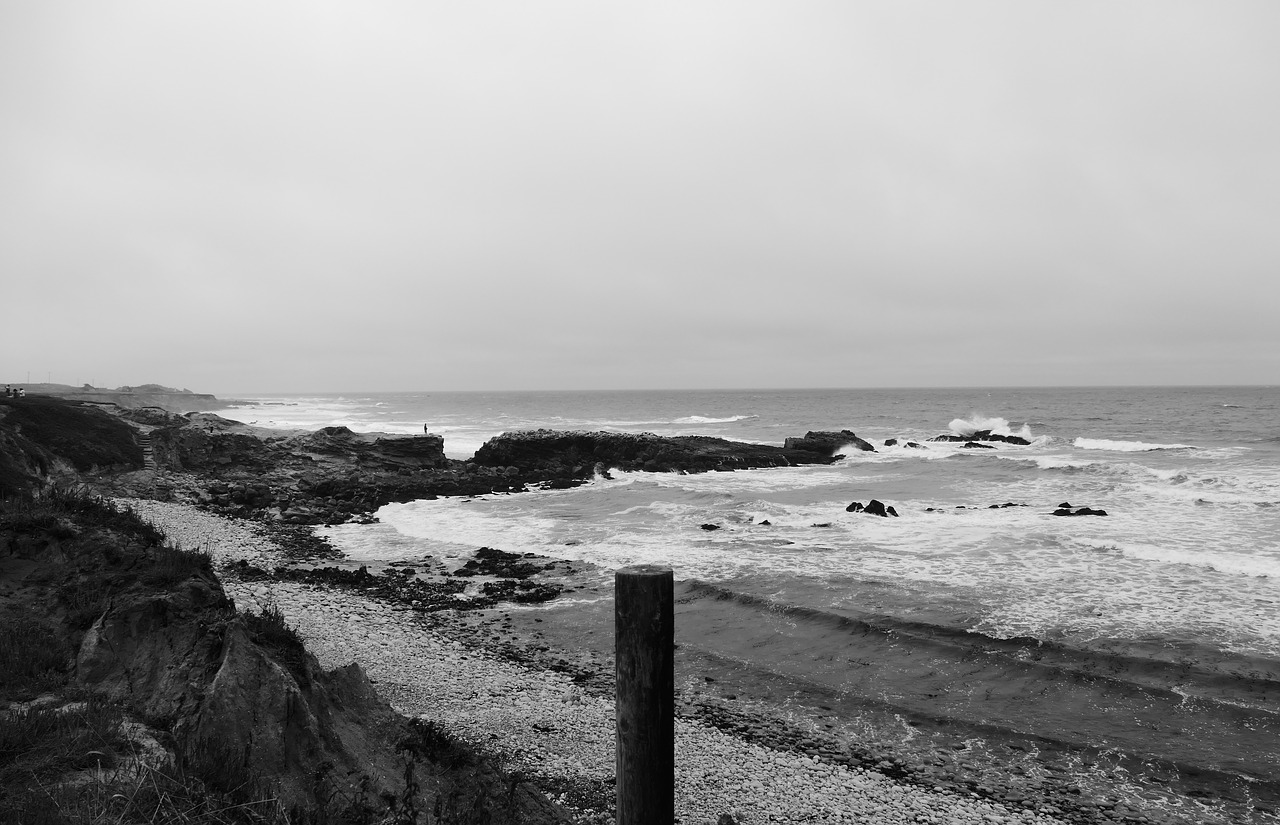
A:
121 499 1214 825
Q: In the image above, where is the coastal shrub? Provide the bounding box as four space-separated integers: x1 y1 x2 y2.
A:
59 580 112 630
245 604 310 688
0 618 70 697
2 759 295 825
0 695 125 789
8 487 168 547
401 718 473 770
0 396 142 472
140 542 214 587
179 733 275 808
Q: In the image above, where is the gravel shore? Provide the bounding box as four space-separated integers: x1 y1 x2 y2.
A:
120 499 1095 825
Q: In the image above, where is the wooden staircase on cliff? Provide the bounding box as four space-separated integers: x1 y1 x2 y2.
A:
136 432 155 470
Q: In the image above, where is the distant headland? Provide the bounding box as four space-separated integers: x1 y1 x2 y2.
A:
2 382 221 413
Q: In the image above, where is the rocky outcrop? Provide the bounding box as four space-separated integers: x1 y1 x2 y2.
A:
149 416 450 476
0 395 143 496
784 430 876 454
846 500 899 517
928 430 1031 446
136 414 476 524
1052 503 1108 516
472 429 842 479
4 494 564 822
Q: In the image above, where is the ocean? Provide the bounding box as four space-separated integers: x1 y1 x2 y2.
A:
210 385 1280 815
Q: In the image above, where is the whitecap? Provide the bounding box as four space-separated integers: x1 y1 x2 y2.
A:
947 414 1033 440
672 414 756 425
1079 540 1280 579
1073 438 1197 452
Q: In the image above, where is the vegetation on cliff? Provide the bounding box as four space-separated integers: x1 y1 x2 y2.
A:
0 489 564 824
0 394 566 823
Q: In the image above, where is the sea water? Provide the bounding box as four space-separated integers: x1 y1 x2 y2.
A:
211 386 1280 808
211 385 1280 665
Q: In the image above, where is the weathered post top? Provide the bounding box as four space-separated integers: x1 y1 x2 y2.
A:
617 563 674 578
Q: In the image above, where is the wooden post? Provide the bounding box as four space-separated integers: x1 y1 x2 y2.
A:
615 565 674 825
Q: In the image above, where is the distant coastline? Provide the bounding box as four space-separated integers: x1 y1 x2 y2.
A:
6 382 221 413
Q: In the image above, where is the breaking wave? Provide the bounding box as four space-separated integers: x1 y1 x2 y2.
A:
672 414 757 425
1074 438 1197 452
948 415 1033 439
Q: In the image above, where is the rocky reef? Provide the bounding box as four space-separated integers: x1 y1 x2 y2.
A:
472 428 842 480
783 429 877 454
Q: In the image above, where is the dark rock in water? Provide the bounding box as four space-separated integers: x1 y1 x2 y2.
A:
988 502 1027 509
481 578 560 603
472 546 549 578
962 442 995 449
884 438 899 447
757 519 772 526
475 429 839 481
886 505 899 517
905 441 925 449
846 501 865 513
784 430 876 454
863 499 889 517
929 430 1031 446
1057 502 1072 509
885 438 927 449
701 523 722 531
812 522 833 528
1053 506 1109 517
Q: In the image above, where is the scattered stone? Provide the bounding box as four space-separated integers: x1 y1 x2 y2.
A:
1052 507 1109 517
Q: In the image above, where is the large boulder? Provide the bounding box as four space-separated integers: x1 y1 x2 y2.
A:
784 430 876 455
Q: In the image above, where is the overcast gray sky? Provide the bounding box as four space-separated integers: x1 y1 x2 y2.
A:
2 2 1277 394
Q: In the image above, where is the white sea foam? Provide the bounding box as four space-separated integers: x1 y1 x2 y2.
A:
999 454 1100 471
947 415 1033 440
672 414 756 425
1073 438 1197 452
1079 540 1280 579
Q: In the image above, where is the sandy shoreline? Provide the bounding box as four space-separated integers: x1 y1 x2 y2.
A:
120 499 1253 825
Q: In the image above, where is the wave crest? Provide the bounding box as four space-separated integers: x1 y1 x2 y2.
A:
673 414 757 425
948 415 1033 439
1074 438 1197 452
